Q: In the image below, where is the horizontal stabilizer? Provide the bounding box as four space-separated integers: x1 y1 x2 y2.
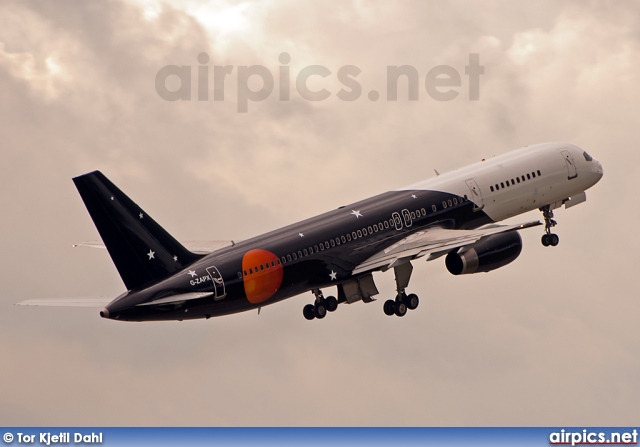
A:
73 240 236 255
136 292 214 306
17 298 111 307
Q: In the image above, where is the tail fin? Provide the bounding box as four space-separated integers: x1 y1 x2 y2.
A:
73 171 203 290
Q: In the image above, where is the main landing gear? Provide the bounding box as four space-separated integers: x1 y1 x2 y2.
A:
383 262 420 318
303 289 338 320
540 205 560 247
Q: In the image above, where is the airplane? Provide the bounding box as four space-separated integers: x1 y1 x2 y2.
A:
19 142 603 322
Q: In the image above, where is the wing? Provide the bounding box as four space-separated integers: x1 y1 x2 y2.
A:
16 298 112 307
352 220 542 275
73 240 236 255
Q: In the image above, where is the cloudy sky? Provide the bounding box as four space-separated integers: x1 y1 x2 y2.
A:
1 0 638 426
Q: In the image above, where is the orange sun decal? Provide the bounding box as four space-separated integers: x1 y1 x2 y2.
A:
242 249 284 304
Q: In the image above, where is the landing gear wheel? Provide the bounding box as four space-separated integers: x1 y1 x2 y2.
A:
541 234 550 247
405 293 419 310
540 205 559 247
303 304 315 320
383 300 396 316
325 296 338 312
395 301 407 317
314 304 327 319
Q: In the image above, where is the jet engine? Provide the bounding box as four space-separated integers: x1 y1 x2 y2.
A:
445 231 522 275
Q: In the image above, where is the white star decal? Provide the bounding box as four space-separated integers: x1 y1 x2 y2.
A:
411 194 417 199
351 210 363 218
187 270 197 277
329 270 337 281
173 255 178 262
147 250 155 260
139 212 144 219
298 232 304 238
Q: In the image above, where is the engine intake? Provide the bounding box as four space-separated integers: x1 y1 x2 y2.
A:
445 231 522 275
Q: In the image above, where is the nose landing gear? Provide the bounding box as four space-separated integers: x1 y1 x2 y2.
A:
540 205 560 247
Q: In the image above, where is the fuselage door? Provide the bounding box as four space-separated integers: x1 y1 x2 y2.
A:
561 150 578 180
392 211 403 230
206 266 226 300
465 179 484 211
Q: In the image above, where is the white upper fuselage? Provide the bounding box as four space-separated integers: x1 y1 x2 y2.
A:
401 142 604 222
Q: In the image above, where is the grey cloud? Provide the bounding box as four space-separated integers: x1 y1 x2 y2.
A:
0 0 638 426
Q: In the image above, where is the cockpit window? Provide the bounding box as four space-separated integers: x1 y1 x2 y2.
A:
583 151 593 162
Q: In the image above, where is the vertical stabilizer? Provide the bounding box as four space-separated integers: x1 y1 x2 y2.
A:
73 171 202 290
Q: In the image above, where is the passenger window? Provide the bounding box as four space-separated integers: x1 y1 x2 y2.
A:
452 198 457 205
347 233 352 241
265 263 270 269
325 242 330 249
501 182 505 188
527 173 531 180
521 175 525 182
506 180 510 186
368 226 373 233
341 236 346 243
432 204 437 212
442 201 447 209
298 251 302 258
330 240 335 247
352 231 357 239
357 230 362 237
447 199 452 207
516 177 520 183
314 245 319 252
287 255 292 262
243 270 248 276
292 253 297 260
249 268 253 274
279 257 284 264
384 221 390 228
271 261 275 266
532 172 536 178
537 170 541 176
320 243 325 251
421 208 426 215
490 186 494 192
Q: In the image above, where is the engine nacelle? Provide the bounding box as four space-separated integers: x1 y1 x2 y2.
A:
445 231 522 275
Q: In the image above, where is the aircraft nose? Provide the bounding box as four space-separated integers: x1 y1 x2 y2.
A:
595 160 604 177
99 308 110 318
